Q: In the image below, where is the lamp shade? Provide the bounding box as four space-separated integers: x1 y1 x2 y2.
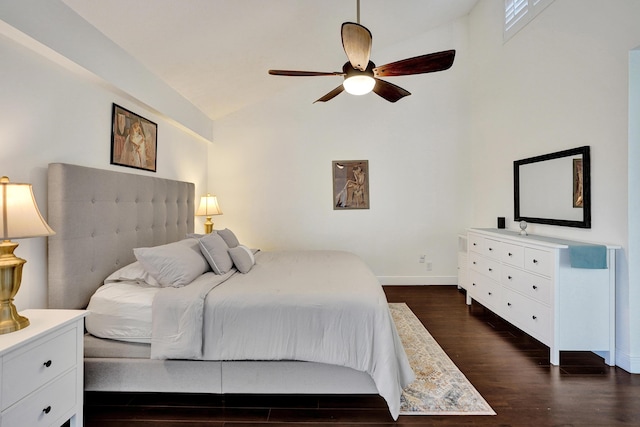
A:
196 194 222 216
0 177 55 240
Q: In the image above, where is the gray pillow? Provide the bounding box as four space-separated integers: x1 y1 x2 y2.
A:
228 245 256 273
198 232 234 274
134 239 209 287
217 228 240 248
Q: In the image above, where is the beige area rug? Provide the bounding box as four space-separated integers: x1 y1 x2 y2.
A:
389 302 496 416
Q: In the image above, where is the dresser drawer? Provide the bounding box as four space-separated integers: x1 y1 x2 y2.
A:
502 265 552 305
524 247 553 277
502 288 551 344
2 369 76 427
468 271 501 311
468 234 501 260
2 327 77 410
469 252 501 281
501 242 524 268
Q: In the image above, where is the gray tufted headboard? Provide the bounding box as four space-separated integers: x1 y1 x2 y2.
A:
47 163 195 309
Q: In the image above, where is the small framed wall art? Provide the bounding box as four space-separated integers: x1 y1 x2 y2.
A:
111 103 158 172
333 160 369 210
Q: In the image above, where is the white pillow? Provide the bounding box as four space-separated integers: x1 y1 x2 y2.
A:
134 238 210 287
105 261 160 287
198 232 234 274
228 245 256 273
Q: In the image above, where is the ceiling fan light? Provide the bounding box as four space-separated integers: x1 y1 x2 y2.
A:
343 75 375 95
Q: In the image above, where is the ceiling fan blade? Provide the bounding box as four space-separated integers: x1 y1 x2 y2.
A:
373 79 411 103
373 50 456 77
314 85 345 103
269 70 343 77
341 22 372 71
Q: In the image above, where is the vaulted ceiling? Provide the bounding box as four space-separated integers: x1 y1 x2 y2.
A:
62 0 478 120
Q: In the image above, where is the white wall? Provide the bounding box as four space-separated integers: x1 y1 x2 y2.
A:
211 18 472 285
629 46 640 371
0 11 211 310
468 0 640 371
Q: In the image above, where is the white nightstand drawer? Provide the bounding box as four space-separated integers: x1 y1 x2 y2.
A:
2 327 76 410
2 369 76 427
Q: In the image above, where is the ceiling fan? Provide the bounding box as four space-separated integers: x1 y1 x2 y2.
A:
268 4 456 103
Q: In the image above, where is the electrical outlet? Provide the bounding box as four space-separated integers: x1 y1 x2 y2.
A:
426 261 433 271
419 255 426 263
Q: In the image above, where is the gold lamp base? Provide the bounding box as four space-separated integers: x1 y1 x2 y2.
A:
204 217 214 234
0 240 30 334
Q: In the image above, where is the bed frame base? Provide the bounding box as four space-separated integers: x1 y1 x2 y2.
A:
85 359 378 394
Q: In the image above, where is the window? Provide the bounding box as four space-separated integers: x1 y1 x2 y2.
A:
504 0 554 41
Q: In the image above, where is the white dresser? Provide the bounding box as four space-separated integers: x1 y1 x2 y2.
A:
466 228 617 366
0 310 86 427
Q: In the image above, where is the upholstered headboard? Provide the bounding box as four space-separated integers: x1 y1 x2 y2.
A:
47 163 195 309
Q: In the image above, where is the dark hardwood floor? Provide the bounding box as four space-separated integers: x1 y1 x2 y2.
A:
82 285 640 426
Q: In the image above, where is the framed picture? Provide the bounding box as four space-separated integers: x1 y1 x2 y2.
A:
333 160 369 210
110 103 157 172
573 158 583 208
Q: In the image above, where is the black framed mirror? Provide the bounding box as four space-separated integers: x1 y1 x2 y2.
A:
514 146 591 228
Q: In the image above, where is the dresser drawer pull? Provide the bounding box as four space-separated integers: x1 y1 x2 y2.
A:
532 285 538 290
508 252 513 257
507 302 512 306
43 406 52 414
533 259 539 264
43 360 52 368
488 292 492 296
489 247 494 251
507 275 513 280
488 268 493 272
472 283 476 287
532 315 537 320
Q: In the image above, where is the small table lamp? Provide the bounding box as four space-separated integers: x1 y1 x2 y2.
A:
0 176 55 334
196 194 222 234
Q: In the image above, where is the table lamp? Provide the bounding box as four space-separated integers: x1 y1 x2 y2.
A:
0 176 55 334
196 194 222 234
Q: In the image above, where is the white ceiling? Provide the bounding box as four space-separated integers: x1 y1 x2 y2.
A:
62 0 478 120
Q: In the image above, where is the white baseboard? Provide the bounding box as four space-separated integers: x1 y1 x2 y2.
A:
614 348 640 373
377 276 458 286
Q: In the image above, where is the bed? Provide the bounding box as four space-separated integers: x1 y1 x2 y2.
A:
46 163 413 419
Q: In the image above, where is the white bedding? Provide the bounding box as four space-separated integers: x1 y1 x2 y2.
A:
152 250 414 419
85 281 159 343
86 250 414 420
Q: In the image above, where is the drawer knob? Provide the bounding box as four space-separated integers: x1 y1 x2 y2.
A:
533 259 538 264
507 302 512 306
508 252 513 257
472 283 476 287
532 285 538 290
532 315 537 320
43 360 52 368
508 275 513 280
43 406 52 414
488 268 493 272
488 292 492 296
489 247 493 251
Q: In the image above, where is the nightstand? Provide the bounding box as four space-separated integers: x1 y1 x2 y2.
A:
0 309 86 427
